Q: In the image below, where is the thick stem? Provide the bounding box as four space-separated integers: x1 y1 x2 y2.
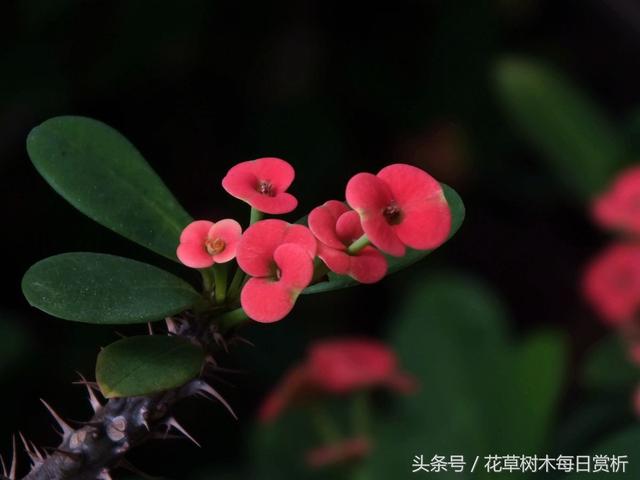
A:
17 316 233 480
249 207 263 225
213 264 228 304
216 308 249 333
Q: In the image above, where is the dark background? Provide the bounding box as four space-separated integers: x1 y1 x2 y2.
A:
1 0 637 477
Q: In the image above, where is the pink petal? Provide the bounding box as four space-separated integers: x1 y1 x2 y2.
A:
240 243 313 323
345 172 393 215
237 219 291 277
179 220 214 244
281 224 317 258
348 246 387 283
317 243 350 275
241 277 295 323
275 243 315 291
393 197 451 250
221 158 298 214
258 365 311 423
252 157 295 191
247 191 298 215
177 242 214 269
177 220 215 268
377 163 443 208
208 219 242 263
361 215 405 256
335 210 364 245
308 201 350 249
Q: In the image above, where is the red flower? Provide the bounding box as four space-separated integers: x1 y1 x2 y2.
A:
593 166 640 235
258 338 414 423
305 437 371 468
176 219 242 268
237 219 316 323
345 163 451 256
222 157 298 214
308 200 387 283
306 338 415 393
583 243 640 325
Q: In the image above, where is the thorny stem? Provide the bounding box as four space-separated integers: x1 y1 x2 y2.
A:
7 315 238 480
216 308 250 334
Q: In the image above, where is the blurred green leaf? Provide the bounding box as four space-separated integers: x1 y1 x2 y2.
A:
26 116 192 260
96 335 204 398
362 273 565 479
22 253 201 325
302 184 465 294
495 58 626 199
566 426 640 479
583 335 639 390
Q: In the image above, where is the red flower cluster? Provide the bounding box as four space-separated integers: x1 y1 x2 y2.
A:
259 338 415 423
177 158 452 323
584 167 640 327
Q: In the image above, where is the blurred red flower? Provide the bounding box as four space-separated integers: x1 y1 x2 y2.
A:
305 437 371 468
583 242 640 325
593 166 640 236
259 338 415 423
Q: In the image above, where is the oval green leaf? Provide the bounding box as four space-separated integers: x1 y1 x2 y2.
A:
26 116 192 260
22 253 201 324
96 335 204 398
302 183 464 294
495 58 626 199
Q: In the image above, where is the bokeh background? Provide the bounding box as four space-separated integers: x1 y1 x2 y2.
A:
1 0 640 478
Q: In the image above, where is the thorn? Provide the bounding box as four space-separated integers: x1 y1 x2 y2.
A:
231 335 255 347
213 332 229 353
165 418 200 447
75 373 102 413
1 454 6 477
147 322 154 336
9 436 16 479
204 354 218 367
96 468 112 480
114 331 127 339
18 432 40 467
40 399 73 437
191 380 237 420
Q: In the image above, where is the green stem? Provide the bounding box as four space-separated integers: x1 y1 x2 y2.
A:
200 268 215 296
347 234 370 255
351 391 371 436
213 263 228 304
216 307 250 333
311 405 341 444
228 266 246 300
250 207 264 225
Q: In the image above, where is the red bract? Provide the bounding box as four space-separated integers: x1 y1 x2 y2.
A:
258 338 414 423
308 200 387 283
237 219 316 323
307 338 415 393
345 163 451 256
222 157 298 214
583 243 640 325
176 219 242 268
593 166 640 235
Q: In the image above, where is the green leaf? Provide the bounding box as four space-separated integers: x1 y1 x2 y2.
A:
302 183 465 294
96 335 204 398
22 252 201 324
363 273 565 480
26 116 192 260
583 335 639 390
495 58 625 199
